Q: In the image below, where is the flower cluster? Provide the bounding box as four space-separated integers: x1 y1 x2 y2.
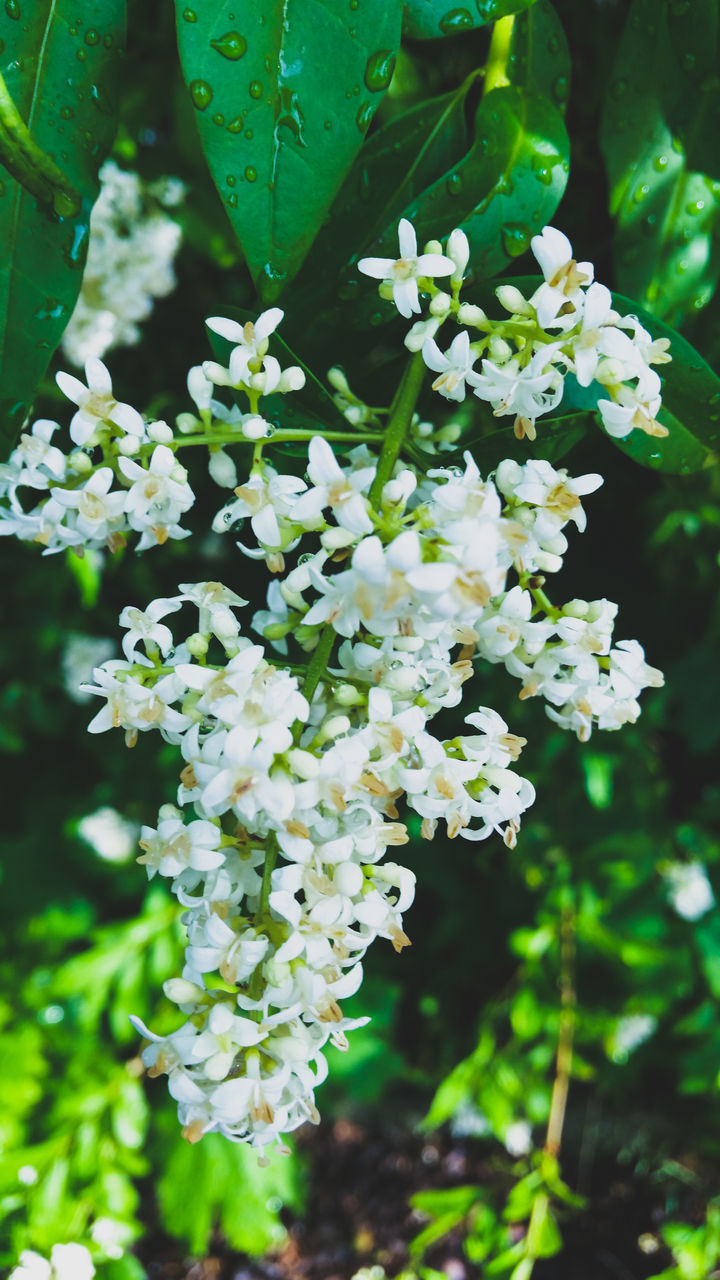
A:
0 359 194 554
62 160 184 367
9 1244 95 1280
359 221 671 444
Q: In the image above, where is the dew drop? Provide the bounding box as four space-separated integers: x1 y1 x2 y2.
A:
676 259 689 274
4 0 20 19
244 128 253 139
501 222 531 257
633 183 650 203
212 112 225 125
76 48 87 60
611 79 627 100
356 102 374 133
227 116 244 133
244 165 257 182
182 7 197 19
547 35 559 54
653 154 669 172
84 28 99 44
211 30 247 60
249 80 263 99
103 33 113 47
686 199 705 215
228 193 238 207
531 154 553 185
364 49 396 93
350 0 359 8
552 75 569 105
324 119 333 130
439 7 474 33
446 172 463 196
59 105 74 120
226 174 237 187
189 79 213 110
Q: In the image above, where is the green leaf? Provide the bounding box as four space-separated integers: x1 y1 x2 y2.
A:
174 0 403 300
402 0 537 42
600 0 720 328
0 1 126 454
157 1131 303 1256
506 0 571 108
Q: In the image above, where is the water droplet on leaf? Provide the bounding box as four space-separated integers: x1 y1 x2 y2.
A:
182 7 197 20
653 154 669 172
190 79 213 110
84 28 99 44
249 80 263 99
356 102 374 133
245 166 257 182
552 75 569 104
439 8 474 33
211 31 247 59
364 49 396 93
446 172 463 196
227 117 243 133
4 0 20 19
501 222 531 257
212 112 225 125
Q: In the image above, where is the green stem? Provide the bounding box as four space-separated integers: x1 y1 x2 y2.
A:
368 352 425 509
172 427 382 451
483 14 516 97
301 624 336 706
0 71 82 216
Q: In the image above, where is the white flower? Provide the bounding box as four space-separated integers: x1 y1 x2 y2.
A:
469 347 565 422
422 330 477 402
358 219 455 319
56 358 145 445
118 445 195 549
16 420 67 485
597 384 667 439
78 806 138 863
664 862 715 921
53 468 127 544
118 598 182 662
10 1244 96 1280
137 815 224 879
291 436 374 535
530 226 593 329
205 309 284 386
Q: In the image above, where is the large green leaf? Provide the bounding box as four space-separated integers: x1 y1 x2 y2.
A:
0 1 126 454
174 0 402 302
506 0 570 108
402 0 537 41
600 0 720 328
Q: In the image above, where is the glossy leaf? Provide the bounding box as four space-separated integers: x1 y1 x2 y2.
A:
600 0 720 328
174 0 402 301
403 0 537 42
0 1 126 454
507 0 570 108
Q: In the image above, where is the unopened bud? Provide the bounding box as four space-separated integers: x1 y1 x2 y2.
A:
186 631 210 659
286 748 319 779
429 291 452 317
117 435 140 456
278 366 306 393
457 302 487 327
563 598 590 618
488 335 512 363
327 366 352 395
378 280 394 301
148 420 174 444
208 448 238 489
318 714 351 742
447 227 470 279
423 238 443 255
175 412 200 434
496 284 533 315
241 415 270 440
202 359 232 387
187 364 214 411
334 683 364 707
68 449 93 473
164 978 205 1005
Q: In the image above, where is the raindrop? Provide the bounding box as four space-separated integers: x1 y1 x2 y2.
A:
364 49 396 93
439 8 474 34
552 75 569 105
226 174 236 187
182 7 197 19
446 172 463 196
228 193 238 207
633 183 650 203
501 222 531 257
676 259 689 274
211 31 247 60
547 35 559 54
653 154 669 172
76 48 87 60
84 28 99 44
64 221 89 269
350 0 359 8
60 105 74 120
642 213 657 236
88 82 112 115
324 119 333 130
531 154 553 185
249 80 263 99
681 52 695 73
227 117 244 133
352 83 360 95
278 86 307 145
212 112 225 125
244 166 257 182
356 102 374 133
476 0 497 16
244 128 253 139
103 33 113 47
189 79 213 110
4 0 20 19
686 199 705 215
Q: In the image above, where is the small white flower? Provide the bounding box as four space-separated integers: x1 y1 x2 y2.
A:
118 598 182 662
664 862 715 921
422 330 477 402
530 226 593 329
358 218 455 319
56 358 145 445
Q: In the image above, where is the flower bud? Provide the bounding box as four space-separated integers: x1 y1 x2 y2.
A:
171 461 189 484
286 747 319 779
378 281 394 301
457 303 487 328
68 449 93 474
327 366 352 395
208 448 238 489
429 291 452 317
117 435 141 456
488 335 513 363
447 227 470 279
318 714 351 742
334 683 364 707
562 598 590 619
186 631 210 659
202 359 232 387
496 284 533 316
163 978 205 1005
175 412 199 434
423 238 443 255
148 420 174 444
241 415 270 440
278 366 306 393
187 364 214 412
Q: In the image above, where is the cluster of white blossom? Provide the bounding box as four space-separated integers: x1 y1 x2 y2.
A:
62 160 184 366
359 220 671 444
9 1243 95 1280
6 215 666 1150
0 359 194 554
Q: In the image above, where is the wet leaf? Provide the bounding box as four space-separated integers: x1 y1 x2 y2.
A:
0 0 126 455
174 0 402 301
403 0 537 42
507 0 570 108
600 0 720 328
